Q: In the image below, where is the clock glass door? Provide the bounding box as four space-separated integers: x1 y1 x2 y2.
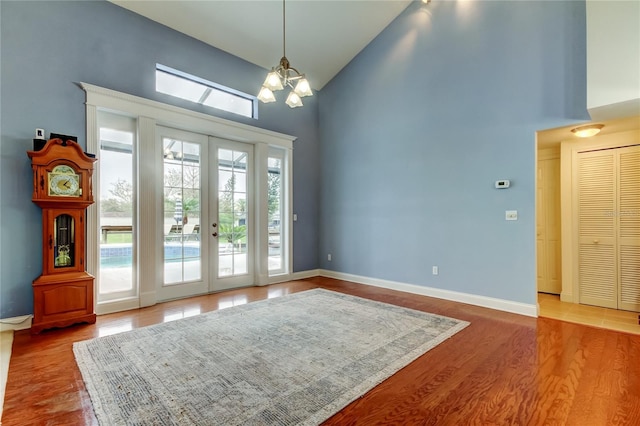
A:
54 214 75 268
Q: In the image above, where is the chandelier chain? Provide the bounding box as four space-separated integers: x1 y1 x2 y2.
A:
282 0 286 59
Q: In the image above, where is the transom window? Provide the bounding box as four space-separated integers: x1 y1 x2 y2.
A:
156 64 256 119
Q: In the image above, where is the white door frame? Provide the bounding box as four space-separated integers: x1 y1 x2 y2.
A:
83 83 295 315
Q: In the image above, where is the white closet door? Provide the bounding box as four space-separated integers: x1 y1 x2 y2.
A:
618 146 640 311
578 150 617 309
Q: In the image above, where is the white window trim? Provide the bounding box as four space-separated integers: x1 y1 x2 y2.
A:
82 83 295 315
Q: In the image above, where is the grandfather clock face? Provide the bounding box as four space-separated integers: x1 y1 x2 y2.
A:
54 214 75 268
48 165 82 197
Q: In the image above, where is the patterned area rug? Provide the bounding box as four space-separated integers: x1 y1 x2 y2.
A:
74 289 469 425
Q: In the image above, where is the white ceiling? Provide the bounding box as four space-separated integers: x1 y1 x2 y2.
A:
109 0 413 90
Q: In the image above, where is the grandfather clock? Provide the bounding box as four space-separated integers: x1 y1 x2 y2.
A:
27 138 97 334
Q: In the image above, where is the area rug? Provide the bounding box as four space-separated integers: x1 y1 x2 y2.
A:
74 288 469 425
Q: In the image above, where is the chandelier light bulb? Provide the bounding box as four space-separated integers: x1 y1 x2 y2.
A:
263 71 284 91
257 86 276 103
285 91 303 108
294 78 313 97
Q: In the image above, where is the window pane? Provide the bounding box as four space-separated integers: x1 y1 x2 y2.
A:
268 156 283 273
156 65 255 118
163 137 202 285
218 148 249 277
202 87 253 117
156 70 207 103
99 114 135 297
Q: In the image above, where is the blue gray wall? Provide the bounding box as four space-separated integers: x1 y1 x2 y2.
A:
318 0 588 304
1 0 590 318
0 0 319 318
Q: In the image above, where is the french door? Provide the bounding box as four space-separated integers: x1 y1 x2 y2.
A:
156 127 254 301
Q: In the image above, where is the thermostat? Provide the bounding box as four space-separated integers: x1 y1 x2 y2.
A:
495 180 510 189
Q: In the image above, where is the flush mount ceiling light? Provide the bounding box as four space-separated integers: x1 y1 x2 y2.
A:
257 0 313 108
571 124 604 138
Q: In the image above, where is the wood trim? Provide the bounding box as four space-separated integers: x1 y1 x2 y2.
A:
538 146 560 160
138 116 158 308
85 104 99 312
81 83 296 148
82 83 298 314
96 297 140 316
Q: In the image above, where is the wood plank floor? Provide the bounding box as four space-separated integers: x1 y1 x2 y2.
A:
3 277 640 425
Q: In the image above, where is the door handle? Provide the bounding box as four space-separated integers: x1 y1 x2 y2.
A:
593 239 599 244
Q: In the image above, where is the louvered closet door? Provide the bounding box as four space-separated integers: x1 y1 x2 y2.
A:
578 150 617 309
618 146 640 311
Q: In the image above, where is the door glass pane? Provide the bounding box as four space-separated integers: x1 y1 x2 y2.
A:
268 156 283 272
99 120 135 298
163 138 202 284
218 148 248 277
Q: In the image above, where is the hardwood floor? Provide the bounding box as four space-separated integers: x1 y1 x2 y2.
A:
3 277 640 425
538 292 640 335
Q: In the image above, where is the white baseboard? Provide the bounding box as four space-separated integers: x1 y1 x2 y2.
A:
291 269 321 280
319 269 538 318
96 298 140 316
0 315 33 332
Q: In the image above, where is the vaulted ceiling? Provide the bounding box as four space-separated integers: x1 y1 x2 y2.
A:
110 0 413 90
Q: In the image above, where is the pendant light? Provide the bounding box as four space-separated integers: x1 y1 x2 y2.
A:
257 0 313 108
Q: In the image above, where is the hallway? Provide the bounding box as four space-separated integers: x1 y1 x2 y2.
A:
538 293 640 335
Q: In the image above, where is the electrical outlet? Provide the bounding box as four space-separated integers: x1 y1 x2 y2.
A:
505 210 518 221
432 266 438 275
328 254 332 261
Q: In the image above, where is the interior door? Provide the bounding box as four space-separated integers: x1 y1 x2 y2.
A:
537 157 562 294
209 137 254 292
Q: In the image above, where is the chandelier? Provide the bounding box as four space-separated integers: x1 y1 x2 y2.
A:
257 0 313 108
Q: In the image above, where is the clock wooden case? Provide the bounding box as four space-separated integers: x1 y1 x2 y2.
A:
27 138 97 333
